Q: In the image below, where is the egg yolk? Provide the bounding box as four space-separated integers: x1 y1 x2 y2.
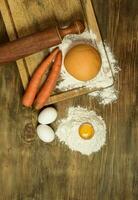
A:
79 123 94 139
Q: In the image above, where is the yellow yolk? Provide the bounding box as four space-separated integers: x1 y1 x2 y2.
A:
79 123 95 139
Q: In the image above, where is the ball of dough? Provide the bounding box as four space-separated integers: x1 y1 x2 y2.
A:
64 44 101 81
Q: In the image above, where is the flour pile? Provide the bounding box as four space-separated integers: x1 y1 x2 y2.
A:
55 107 106 155
56 29 120 105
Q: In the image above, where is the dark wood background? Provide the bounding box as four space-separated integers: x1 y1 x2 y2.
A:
0 0 137 199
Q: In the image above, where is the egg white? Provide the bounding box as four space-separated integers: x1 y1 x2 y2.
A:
55 107 106 155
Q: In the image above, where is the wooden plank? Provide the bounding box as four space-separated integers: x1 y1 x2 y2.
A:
46 87 98 105
16 59 29 89
84 0 102 42
49 0 83 22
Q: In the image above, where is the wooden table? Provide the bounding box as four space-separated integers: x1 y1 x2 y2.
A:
0 0 137 199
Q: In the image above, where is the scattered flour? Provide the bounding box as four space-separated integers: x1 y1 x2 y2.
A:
90 86 119 105
55 29 120 105
55 106 106 155
89 43 120 104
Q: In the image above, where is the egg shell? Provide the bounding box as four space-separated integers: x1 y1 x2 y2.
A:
37 124 55 143
38 107 58 124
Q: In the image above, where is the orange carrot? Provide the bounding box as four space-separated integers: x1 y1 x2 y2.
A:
34 51 62 110
22 47 59 107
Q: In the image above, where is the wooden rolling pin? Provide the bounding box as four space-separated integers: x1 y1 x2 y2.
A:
0 20 85 64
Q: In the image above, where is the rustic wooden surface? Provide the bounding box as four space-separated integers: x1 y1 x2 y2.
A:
0 0 137 200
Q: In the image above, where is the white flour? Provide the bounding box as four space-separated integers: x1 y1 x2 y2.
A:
90 86 119 105
55 29 120 105
89 43 120 104
56 106 106 155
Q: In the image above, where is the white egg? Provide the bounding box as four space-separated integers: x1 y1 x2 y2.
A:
38 107 58 124
37 124 55 143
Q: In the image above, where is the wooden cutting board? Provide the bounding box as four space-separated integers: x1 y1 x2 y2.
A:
0 0 114 105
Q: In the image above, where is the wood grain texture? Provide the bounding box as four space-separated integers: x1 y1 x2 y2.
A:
0 0 138 200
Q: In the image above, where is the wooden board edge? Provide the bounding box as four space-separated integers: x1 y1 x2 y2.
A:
84 0 102 42
47 87 96 105
83 0 115 82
